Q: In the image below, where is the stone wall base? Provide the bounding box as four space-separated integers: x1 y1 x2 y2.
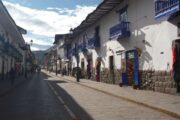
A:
82 68 177 94
84 68 122 85
140 70 176 94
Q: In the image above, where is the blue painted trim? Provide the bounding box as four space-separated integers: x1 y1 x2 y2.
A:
87 36 100 49
79 42 87 53
134 50 140 86
109 22 130 40
155 0 180 19
125 50 140 86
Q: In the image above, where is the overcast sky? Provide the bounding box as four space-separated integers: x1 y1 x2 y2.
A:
2 0 102 51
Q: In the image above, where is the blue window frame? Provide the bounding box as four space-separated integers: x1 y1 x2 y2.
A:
155 0 180 19
109 5 130 40
119 5 128 22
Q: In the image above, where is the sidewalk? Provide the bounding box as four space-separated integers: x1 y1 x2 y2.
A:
44 70 180 118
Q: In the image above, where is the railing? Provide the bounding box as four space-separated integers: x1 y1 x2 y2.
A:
87 35 100 49
155 0 180 19
109 21 130 40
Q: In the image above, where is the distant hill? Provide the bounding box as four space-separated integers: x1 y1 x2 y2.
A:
33 50 46 65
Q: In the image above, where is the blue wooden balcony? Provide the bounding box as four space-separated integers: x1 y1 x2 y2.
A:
109 21 130 40
66 52 71 59
71 48 77 56
79 42 87 53
87 36 100 49
155 0 180 19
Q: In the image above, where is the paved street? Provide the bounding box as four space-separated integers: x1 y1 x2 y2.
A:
0 73 72 120
0 72 179 120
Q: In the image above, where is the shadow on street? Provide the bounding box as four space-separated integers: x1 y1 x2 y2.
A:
43 72 93 120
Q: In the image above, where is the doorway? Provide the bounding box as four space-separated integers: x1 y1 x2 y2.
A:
95 58 101 82
173 39 180 93
81 59 85 78
126 51 134 85
87 57 92 79
109 56 115 83
121 50 140 88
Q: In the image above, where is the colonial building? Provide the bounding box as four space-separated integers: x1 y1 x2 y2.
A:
0 1 27 80
44 44 59 73
52 34 72 74
63 0 180 94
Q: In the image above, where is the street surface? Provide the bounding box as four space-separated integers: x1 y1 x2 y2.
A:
0 72 179 120
0 73 72 120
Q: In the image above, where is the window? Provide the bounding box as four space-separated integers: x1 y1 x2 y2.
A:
120 11 128 22
95 26 100 36
119 5 128 22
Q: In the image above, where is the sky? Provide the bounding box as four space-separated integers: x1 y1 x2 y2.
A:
2 0 102 51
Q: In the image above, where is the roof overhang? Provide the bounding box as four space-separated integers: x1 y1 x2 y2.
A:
54 34 64 44
54 33 73 44
72 0 123 36
17 25 27 34
0 1 25 46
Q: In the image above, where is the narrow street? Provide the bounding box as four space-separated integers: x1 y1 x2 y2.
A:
0 71 179 120
0 73 73 120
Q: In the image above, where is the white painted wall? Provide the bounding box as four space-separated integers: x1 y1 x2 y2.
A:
70 0 180 72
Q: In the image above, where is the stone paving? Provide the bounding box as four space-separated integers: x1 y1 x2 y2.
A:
43 70 180 119
45 71 180 120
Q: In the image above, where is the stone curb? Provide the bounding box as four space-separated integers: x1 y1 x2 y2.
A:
45 71 180 119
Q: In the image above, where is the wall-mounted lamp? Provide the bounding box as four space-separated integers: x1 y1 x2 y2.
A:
160 52 164 54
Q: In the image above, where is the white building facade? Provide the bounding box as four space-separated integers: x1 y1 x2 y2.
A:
63 0 180 93
0 1 26 80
